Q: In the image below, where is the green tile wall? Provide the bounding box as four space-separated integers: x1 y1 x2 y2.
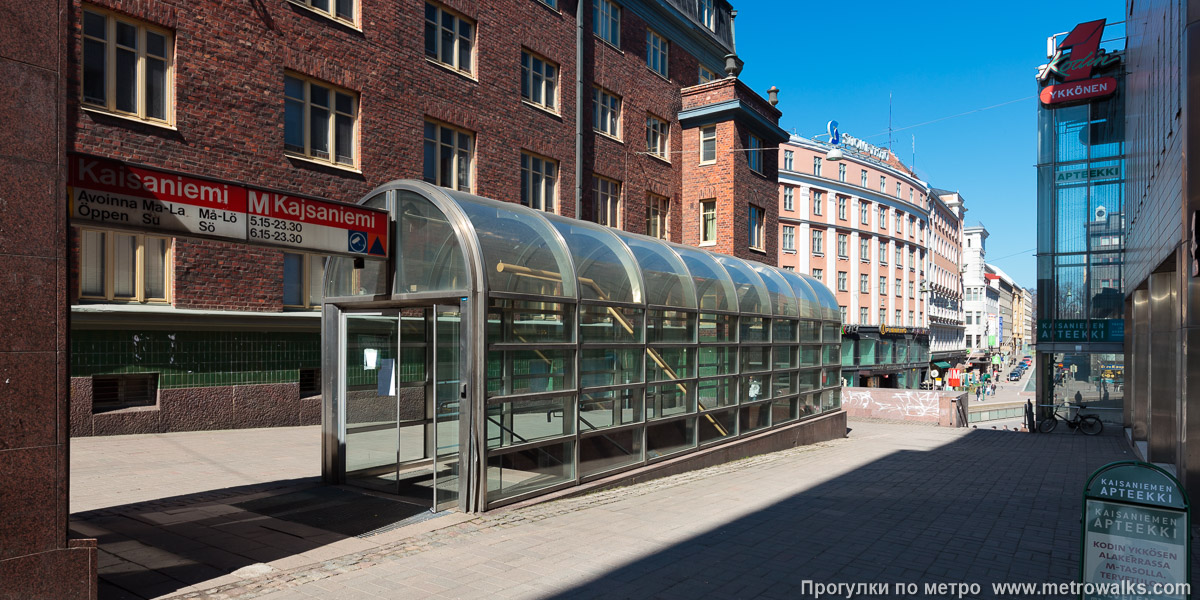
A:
71 329 320 389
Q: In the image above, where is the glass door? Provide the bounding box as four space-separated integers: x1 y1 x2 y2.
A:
344 311 401 492
432 304 462 511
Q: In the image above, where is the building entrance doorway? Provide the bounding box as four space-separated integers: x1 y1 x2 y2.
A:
343 304 463 510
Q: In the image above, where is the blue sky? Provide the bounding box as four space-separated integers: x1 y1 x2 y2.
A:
733 0 1125 288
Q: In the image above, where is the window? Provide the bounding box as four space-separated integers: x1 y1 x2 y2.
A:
285 74 357 167
860 307 868 323
784 150 794 171
879 207 886 228
591 176 621 227
700 200 716 244
836 233 848 258
839 163 846 182
837 271 847 292
860 274 869 293
908 282 915 298
966 313 973 325
646 194 669 238
860 202 869 224
811 229 824 254
837 197 846 220
813 268 823 281
783 265 794 272
813 156 822 176
646 29 669 77
894 211 903 231
895 246 903 265
896 182 901 197
812 190 823 215
521 151 557 212
879 308 886 326
878 276 886 295
92 373 157 413
283 252 326 308
910 188 914 203
782 225 795 251
895 279 902 296
81 8 173 124
593 0 620 46
78 229 170 303
910 248 916 270
860 169 868 187
748 135 763 173
895 309 901 325
699 126 716 163
840 306 848 322
425 3 474 73
423 119 474 190
909 311 914 326
859 237 869 259
593 86 621 138
698 64 718 84
521 50 558 110
879 176 886 192
700 0 715 29
879 242 887 264
646 114 668 158
295 0 355 24
749 205 765 250
783 187 794 211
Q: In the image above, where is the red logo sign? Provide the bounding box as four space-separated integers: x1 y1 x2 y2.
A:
1040 77 1118 105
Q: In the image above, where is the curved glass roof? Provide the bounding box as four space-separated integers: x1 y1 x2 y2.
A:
325 181 841 324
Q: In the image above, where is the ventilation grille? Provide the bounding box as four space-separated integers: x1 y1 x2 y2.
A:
92 373 158 413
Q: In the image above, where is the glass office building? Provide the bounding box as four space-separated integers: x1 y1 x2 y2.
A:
1035 72 1126 422
321 181 845 512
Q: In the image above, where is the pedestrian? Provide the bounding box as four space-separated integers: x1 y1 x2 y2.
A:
976 385 983 402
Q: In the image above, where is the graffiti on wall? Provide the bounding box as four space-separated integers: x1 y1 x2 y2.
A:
842 389 942 419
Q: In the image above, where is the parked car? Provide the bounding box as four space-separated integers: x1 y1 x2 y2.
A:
1008 371 1022 381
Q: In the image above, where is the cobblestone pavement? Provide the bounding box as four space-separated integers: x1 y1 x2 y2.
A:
105 420 1146 600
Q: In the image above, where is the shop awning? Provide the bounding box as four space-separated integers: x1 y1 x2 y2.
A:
933 361 952 369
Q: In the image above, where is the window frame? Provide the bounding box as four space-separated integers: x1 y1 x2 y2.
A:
860 169 868 187
283 251 327 309
748 204 765 251
423 118 475 191
698 64 718 84
292 0 357 26
879 175 886 193
285 73 359 168
860 274 869 294
836 233 848 258
80 7 174 125
837 271 847 292
77 228 172 304
839 163 846 182
783 187 794 212
699 199 717 245
812 190 823 216
592 175 621 228
593 0 621 47
646 28 669 78
811 229 824 255
646 193 669 239
521 48 559 111
646 113 669 160
813 156 822 176
699 125 717 164
424 2 475 75
813 268 823 281
782 225 795 252
521 151 558 212
748 135 763 174
593 85 622 139
837 196 847 220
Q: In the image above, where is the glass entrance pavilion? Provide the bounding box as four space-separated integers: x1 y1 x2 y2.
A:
321 181 844 512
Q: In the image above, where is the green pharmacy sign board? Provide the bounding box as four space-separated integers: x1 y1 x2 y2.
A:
1081 462 1190 599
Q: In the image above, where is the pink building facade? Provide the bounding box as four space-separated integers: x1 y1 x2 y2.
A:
778 136 932 388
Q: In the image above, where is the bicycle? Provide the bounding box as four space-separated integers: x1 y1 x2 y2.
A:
1037 403 1103 435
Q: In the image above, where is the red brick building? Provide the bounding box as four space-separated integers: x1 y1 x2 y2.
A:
63 0 784 436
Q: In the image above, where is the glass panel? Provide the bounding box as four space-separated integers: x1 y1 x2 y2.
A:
697 345 736 377
452 193 575 297
144 55 166 120
82 38 107 104
646 309 695 344
487 299 572 344
114 46 136 113
752 265 800 317
798 370 819 392
283 253 303 305
80 230 106 296
486 349 572 397
773 346 796 370
698 313 735 342
580 428 643 478
579 388 643 431
309 104 329 158
394 191 469 294
696 377 737 409
802 393 821 417
799 273 841 321
308 256 325 306
740 317 767 343
546 215 642 303
798 320 820 341
824 344 839 365
668 243 736 312
646 418 695 458
698 409 736 445
581 348 643 388
741 346 769 373
615 233 696 308
715 256 770 315
773 319 798 343
646 382 693 418
344 313 400 491
335 113 354 164
580 305 643 343
772 371 797 397
113 233 136 298
141 237 167 299
433 306 461 510
858 338 876 365
486 440 574 503
739 402 771 434
799 345 821 367
772 397 799 425
485 396 572 449
742 374 767 403
646 347 693 382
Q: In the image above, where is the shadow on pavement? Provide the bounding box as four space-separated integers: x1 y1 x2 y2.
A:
541 427 1167 600
70 478 430 599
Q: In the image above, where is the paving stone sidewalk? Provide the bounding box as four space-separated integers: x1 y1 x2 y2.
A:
131 421 1148 600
